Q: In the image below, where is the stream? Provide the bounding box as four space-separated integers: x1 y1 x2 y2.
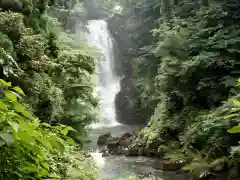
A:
87 124 189 180
85 20 189 180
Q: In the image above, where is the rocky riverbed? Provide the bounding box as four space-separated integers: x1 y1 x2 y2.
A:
96 132 186 171
86 124 191 180
95 130 232 180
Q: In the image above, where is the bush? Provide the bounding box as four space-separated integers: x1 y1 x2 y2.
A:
0 79 98 179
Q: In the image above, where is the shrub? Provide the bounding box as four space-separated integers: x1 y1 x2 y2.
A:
0 79 98 179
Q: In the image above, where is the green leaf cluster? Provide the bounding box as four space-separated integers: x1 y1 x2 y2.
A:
0 1 99 178
0 79 98 179
0 0 98 135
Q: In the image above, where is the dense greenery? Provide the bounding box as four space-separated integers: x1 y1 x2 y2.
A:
3 0 240 179
107 0 240 178
0 79 98 179
0 0 99 179
0 0 98 138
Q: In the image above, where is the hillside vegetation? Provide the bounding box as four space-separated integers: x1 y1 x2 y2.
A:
0 0 99 179
107 0 240 178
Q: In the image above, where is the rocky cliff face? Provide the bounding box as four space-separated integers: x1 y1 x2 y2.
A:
108 16 148 125
115 77 135 124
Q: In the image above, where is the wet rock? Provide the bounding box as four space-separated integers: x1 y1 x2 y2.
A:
119 133 134 148
121 132 132 139
97 132 111 146
107 137 120 151
115 146 124 155
138 147 144 156
115 77 136 124
144 149 157 157
99 147 110 157
102 150 110 157
153 160 186 171
97 132 163 157
126 140 145 156
126 139 163 157
97 132 136 156
126 143 139 156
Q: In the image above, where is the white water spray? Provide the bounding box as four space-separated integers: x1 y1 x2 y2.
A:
86 20 120 128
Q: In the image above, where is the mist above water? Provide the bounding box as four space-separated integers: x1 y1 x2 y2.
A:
86 20 120 128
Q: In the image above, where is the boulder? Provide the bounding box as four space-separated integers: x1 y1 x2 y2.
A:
102 150 110 157
143 149 157 157
97 132 133 155
115 146 125 155
121 132 132 139
153 160 186 171
126 141 144 156
97 132 111 146
119 133 134 148
97 132 145 156
107 137 120 151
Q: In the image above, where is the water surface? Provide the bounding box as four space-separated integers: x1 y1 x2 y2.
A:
85 19 189 180
86 124 189 180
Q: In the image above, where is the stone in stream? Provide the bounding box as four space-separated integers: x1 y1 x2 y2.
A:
97 132 135 156
126 139 162 157
153 160 187 171
97 132 166 158
97 132 111 146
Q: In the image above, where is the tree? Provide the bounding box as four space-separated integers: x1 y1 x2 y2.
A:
108 0 240 178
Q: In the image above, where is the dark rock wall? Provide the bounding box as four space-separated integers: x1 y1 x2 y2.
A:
108 15 147 124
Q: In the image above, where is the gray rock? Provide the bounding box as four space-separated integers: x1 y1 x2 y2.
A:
153 160 186 171
97 132 112 146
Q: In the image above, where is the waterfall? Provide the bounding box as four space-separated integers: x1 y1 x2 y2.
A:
86 20 120 128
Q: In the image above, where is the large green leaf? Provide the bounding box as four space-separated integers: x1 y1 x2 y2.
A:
19 120 34 132
7 112 25 121
17 131 35 144
41 122 51 128
50 136 65 152
12 86 25 95
38 168 49 177
8 121 19 133
13 103 34 120
227 125 240 133
4 90 17 102
0 79 11 87
21 162 38 172
0 100 8 111
41 162 49 170
224 113 239 119
32 145 44 156
233 100 240 107
0 132 14 145
38 138 53 151
62 126 75 135
65 136 76 145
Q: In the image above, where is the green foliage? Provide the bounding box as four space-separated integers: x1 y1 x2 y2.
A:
0 0 98 133
227 80 240 133
0 79 98 179
109 0 240 177
0 1 99 179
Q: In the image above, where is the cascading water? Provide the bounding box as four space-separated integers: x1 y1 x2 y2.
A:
86 20 120 128
85 20 188 180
